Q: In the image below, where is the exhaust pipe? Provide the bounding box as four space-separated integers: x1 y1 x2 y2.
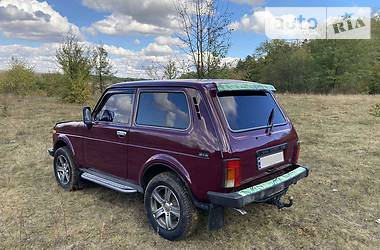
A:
233 208 247 215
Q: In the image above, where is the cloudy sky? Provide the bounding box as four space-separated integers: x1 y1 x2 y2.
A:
0 0 378 78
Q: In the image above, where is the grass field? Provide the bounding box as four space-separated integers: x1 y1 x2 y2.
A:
0 94 379 249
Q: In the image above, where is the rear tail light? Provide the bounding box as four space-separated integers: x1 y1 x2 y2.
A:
294 141 301 163
225 159 240 188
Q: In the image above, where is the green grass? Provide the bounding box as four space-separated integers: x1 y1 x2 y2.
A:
0 94 379 249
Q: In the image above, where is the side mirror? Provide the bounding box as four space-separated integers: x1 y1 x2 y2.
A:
99 109 115 122
83 106 93 127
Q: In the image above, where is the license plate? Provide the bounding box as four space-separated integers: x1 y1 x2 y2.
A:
257 151 284 170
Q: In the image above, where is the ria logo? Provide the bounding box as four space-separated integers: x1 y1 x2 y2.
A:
265 7 371 39
332 13 366 34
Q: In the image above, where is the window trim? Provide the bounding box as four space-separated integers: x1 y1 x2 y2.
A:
133 89 192 132
93 90 135 126
216 90 288 133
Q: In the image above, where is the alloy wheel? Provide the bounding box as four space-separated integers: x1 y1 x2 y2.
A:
56 155 70 185
150 185 181 230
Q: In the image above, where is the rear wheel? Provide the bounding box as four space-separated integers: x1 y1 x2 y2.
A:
144 172 198 240
53 146 80 191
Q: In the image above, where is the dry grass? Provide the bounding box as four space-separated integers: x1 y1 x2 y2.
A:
0 94 379 249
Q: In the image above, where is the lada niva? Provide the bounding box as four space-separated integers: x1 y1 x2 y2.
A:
48 80 309 240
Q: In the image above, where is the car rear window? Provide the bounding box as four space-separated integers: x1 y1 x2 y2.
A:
218 91 286 132
136 92 190 129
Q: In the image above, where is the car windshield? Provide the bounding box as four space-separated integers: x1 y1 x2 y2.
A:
218 90 286 131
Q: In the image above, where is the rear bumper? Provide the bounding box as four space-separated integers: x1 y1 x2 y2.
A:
207 165 309 208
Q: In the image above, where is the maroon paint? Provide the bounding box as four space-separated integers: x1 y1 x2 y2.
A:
52 80 299 202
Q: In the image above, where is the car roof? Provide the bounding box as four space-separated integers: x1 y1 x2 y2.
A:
109 79 275 91
109 79 223 89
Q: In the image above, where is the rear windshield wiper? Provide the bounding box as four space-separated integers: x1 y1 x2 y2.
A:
265 108 275 135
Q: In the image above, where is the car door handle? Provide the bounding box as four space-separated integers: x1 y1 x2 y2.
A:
116 130 127 137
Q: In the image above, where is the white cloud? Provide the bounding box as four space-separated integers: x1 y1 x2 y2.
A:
82 0 178 36
229 0 264 6
0 0 81 41
0 0 241 79
82 0 176 27
155 36 183 47
142 42 174 56
88 14 172 36
229 9 267 33
104 44 182 78
0 41 181 79
102 44 136 58
0 43 60 72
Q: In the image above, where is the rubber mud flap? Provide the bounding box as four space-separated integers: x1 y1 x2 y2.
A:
207 205 224 230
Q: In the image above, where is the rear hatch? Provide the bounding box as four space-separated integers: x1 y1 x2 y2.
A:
214 89 299 187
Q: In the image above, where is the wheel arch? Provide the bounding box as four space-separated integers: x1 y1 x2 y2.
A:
140 154 192 192
54 135 75 156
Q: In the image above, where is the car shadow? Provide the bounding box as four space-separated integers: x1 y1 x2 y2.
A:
78 179 281 241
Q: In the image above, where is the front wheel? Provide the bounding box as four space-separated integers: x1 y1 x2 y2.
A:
144 172 198 240
53 146 80 191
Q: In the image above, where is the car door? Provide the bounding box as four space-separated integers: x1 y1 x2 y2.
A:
127 88 194 181
83 89 135 178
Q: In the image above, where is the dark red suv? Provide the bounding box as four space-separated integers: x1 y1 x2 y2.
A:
48 80 309 240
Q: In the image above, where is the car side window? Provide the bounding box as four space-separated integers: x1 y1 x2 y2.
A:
136 92 190 129
95 93 134 124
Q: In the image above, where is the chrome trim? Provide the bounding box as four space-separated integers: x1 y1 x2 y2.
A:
116 130 127 137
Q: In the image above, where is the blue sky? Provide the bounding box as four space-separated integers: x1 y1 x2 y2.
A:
0 0 379 77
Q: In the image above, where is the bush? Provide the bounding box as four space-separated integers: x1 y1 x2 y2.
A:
368 82 380 95
35 73 67 98
0 58 38 95
64 74 92 104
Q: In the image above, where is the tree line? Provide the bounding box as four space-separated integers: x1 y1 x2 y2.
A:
228 18 380 94
1 0 379 104
0 33 123 103
176 2 380 95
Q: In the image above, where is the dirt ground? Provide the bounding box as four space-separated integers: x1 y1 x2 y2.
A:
0 94 379 249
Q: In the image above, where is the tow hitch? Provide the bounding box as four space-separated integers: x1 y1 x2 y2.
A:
267 194 293 209
266 189 293 209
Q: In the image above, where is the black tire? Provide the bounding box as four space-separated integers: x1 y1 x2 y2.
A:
144 172 198 240
53 146 80 191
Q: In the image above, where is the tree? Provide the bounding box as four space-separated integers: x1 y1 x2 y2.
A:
145 60 179 80
163 60 178 79
308 39 368 93
0 57 36 95
92 44 114 94
56 33 92 103
174 0 231 79
145 61 163 80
